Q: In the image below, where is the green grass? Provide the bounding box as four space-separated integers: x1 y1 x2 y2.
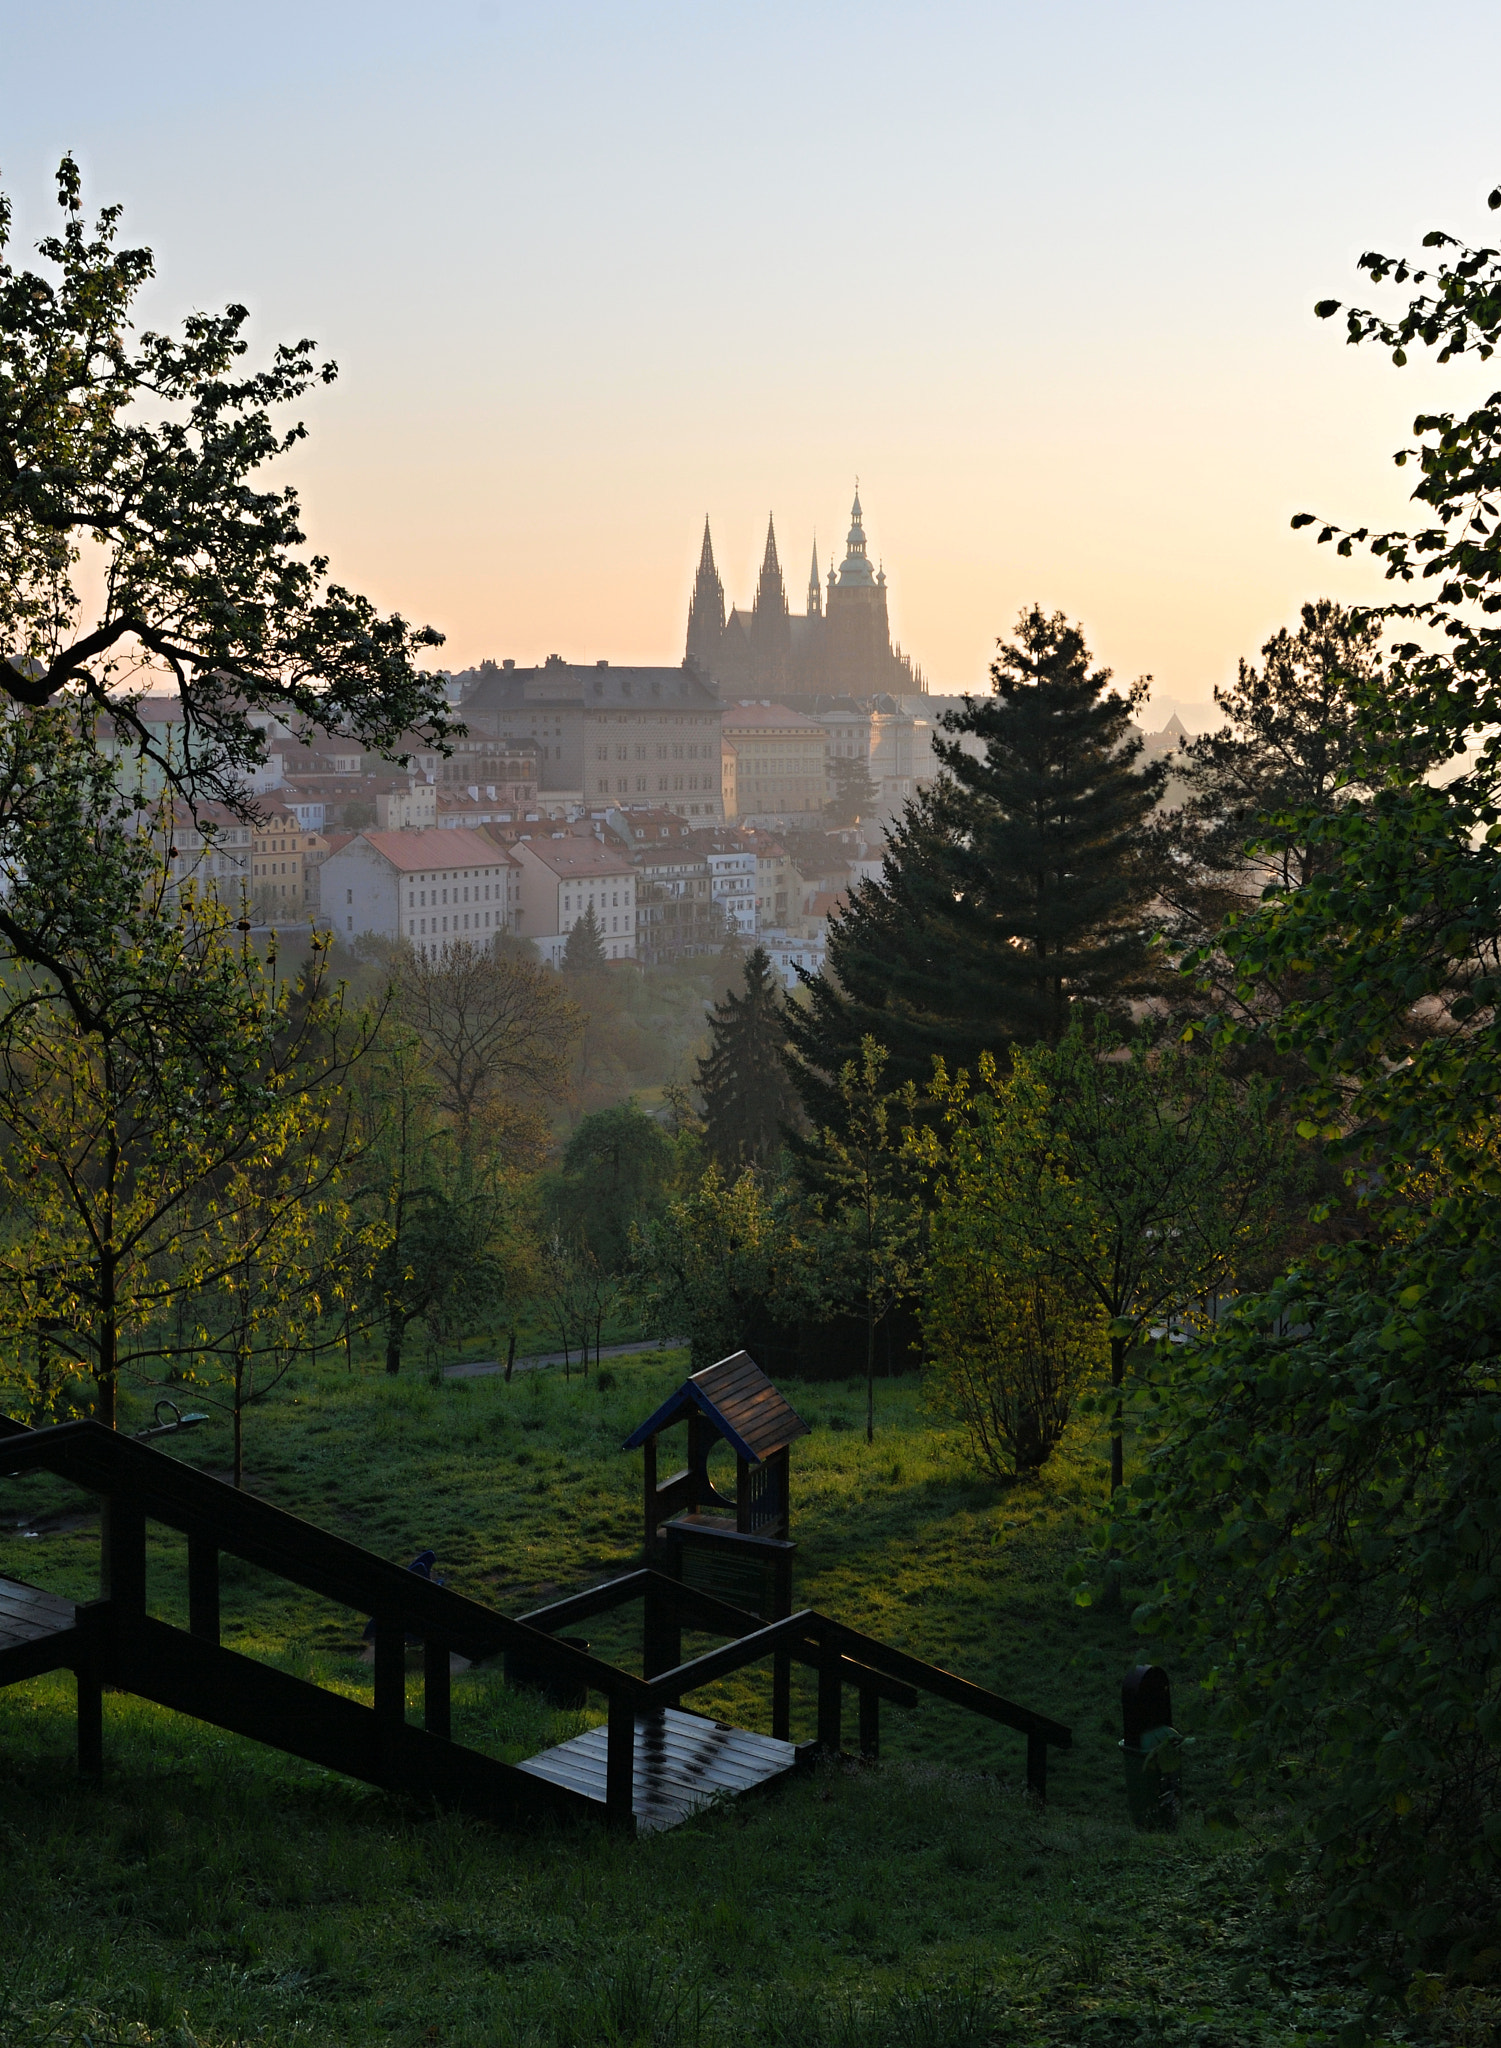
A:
0 1361 1442 2044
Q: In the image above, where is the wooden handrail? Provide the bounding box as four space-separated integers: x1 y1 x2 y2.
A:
821 1618 1073 1748
636 1602 1070 1748
0 1419 650 1707
1 1413 1072 1809
644 1610 821 1701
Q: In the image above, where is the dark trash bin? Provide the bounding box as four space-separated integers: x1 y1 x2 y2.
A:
1120 1663 1184 1830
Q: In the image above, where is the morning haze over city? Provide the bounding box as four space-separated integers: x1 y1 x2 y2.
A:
4 4 1501 2041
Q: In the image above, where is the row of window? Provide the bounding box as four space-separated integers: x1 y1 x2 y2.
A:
406 880 505 909
410 909 503 937
596 742 711 761
570 912 634 935
561 889 632 913
595 774 713 796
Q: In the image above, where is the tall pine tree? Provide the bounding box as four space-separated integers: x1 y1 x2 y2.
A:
697 947 802 1171
786 606 1167 1125
562 904 608 974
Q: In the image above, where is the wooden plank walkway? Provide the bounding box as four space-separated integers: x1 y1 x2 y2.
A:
518 1706 797 1832
0 1574 78 1686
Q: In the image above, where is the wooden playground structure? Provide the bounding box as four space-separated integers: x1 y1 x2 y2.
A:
0 1355 1071 1836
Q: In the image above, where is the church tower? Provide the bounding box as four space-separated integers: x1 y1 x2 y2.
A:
685 516 726 677
825 485 894 696
750 513 791 693
807 540 822 619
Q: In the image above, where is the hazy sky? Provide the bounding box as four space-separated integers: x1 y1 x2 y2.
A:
5 1 1501 714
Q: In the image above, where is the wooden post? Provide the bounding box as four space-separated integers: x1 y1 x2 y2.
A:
373 1617 405 1738
772 1648 791 1743
642 1432 658 1555
100 1495 147 1617
817 1633 842 1755
188 1533 219 1644
424 1639 451 1740
1027 1729 1048 1802
686 1408 705 1509
772 1541 793 1739
858 1684 880 1761
76 1666 102 1777
606 1691 635 1831
642 1578 680 1680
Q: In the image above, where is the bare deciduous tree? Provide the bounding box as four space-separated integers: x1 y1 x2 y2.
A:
391 941 581 1151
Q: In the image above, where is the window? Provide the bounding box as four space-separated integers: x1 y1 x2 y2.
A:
346 888 353 905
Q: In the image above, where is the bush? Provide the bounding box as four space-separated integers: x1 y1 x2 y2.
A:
1114 1219 1501 1983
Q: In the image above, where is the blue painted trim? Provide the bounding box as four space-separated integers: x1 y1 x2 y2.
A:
621 1380 762 1465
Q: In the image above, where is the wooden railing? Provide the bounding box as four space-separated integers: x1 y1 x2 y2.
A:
0 1415 1072 1832
518 1570 1072 1805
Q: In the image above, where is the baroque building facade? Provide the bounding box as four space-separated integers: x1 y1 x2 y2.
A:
453 657 726 821
686 488 924 701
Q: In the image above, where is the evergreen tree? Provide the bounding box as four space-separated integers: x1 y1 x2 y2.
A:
824 754 881 827
562 904 608 975
697 947 801 1171
786 606 1167 1123
1165 597 1418 927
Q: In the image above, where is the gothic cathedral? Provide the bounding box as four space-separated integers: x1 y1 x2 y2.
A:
685 489 924 701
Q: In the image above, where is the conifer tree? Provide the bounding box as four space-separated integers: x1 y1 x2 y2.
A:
562 904 608 975
824 755 881 827
697 947 801 1171
786 606 1167 1123
1163 598 1423 931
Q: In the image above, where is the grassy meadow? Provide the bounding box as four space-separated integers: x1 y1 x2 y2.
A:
0 1357 1433 2045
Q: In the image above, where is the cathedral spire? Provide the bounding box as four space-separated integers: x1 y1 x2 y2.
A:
807 537 822 619
837 481 875 587
751 512 791 689
755 514 788 618
686 514 726 675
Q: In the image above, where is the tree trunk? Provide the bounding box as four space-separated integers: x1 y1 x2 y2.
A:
1110 1333 1126 1494
233 1393 244 1490
386 1327 403 1376
866 1304 876 1446
96 1292 119 1428
504 1328 517 1385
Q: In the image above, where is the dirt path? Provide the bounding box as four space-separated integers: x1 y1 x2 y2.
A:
441 1336 686 1381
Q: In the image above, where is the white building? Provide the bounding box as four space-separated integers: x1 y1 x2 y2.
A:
707 845 757 938
762 932 827 989
511 833 637 964
318 829 520 955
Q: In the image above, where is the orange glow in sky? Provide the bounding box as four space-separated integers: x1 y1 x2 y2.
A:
8 1 1501 723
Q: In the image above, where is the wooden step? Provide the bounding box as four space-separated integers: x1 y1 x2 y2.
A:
0 1574 79 1685
518 1707 797 1832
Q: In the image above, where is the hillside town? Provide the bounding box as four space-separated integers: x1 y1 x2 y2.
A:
140 489 1189 983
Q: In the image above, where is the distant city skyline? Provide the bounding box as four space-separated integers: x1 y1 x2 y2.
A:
6 1 1501 712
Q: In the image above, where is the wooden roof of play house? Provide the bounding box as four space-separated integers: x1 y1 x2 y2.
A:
623 1351 808 1464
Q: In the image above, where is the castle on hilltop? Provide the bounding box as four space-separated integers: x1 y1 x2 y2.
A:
686 488 925 701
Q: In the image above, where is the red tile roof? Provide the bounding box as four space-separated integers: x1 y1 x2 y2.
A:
351 829 516 873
